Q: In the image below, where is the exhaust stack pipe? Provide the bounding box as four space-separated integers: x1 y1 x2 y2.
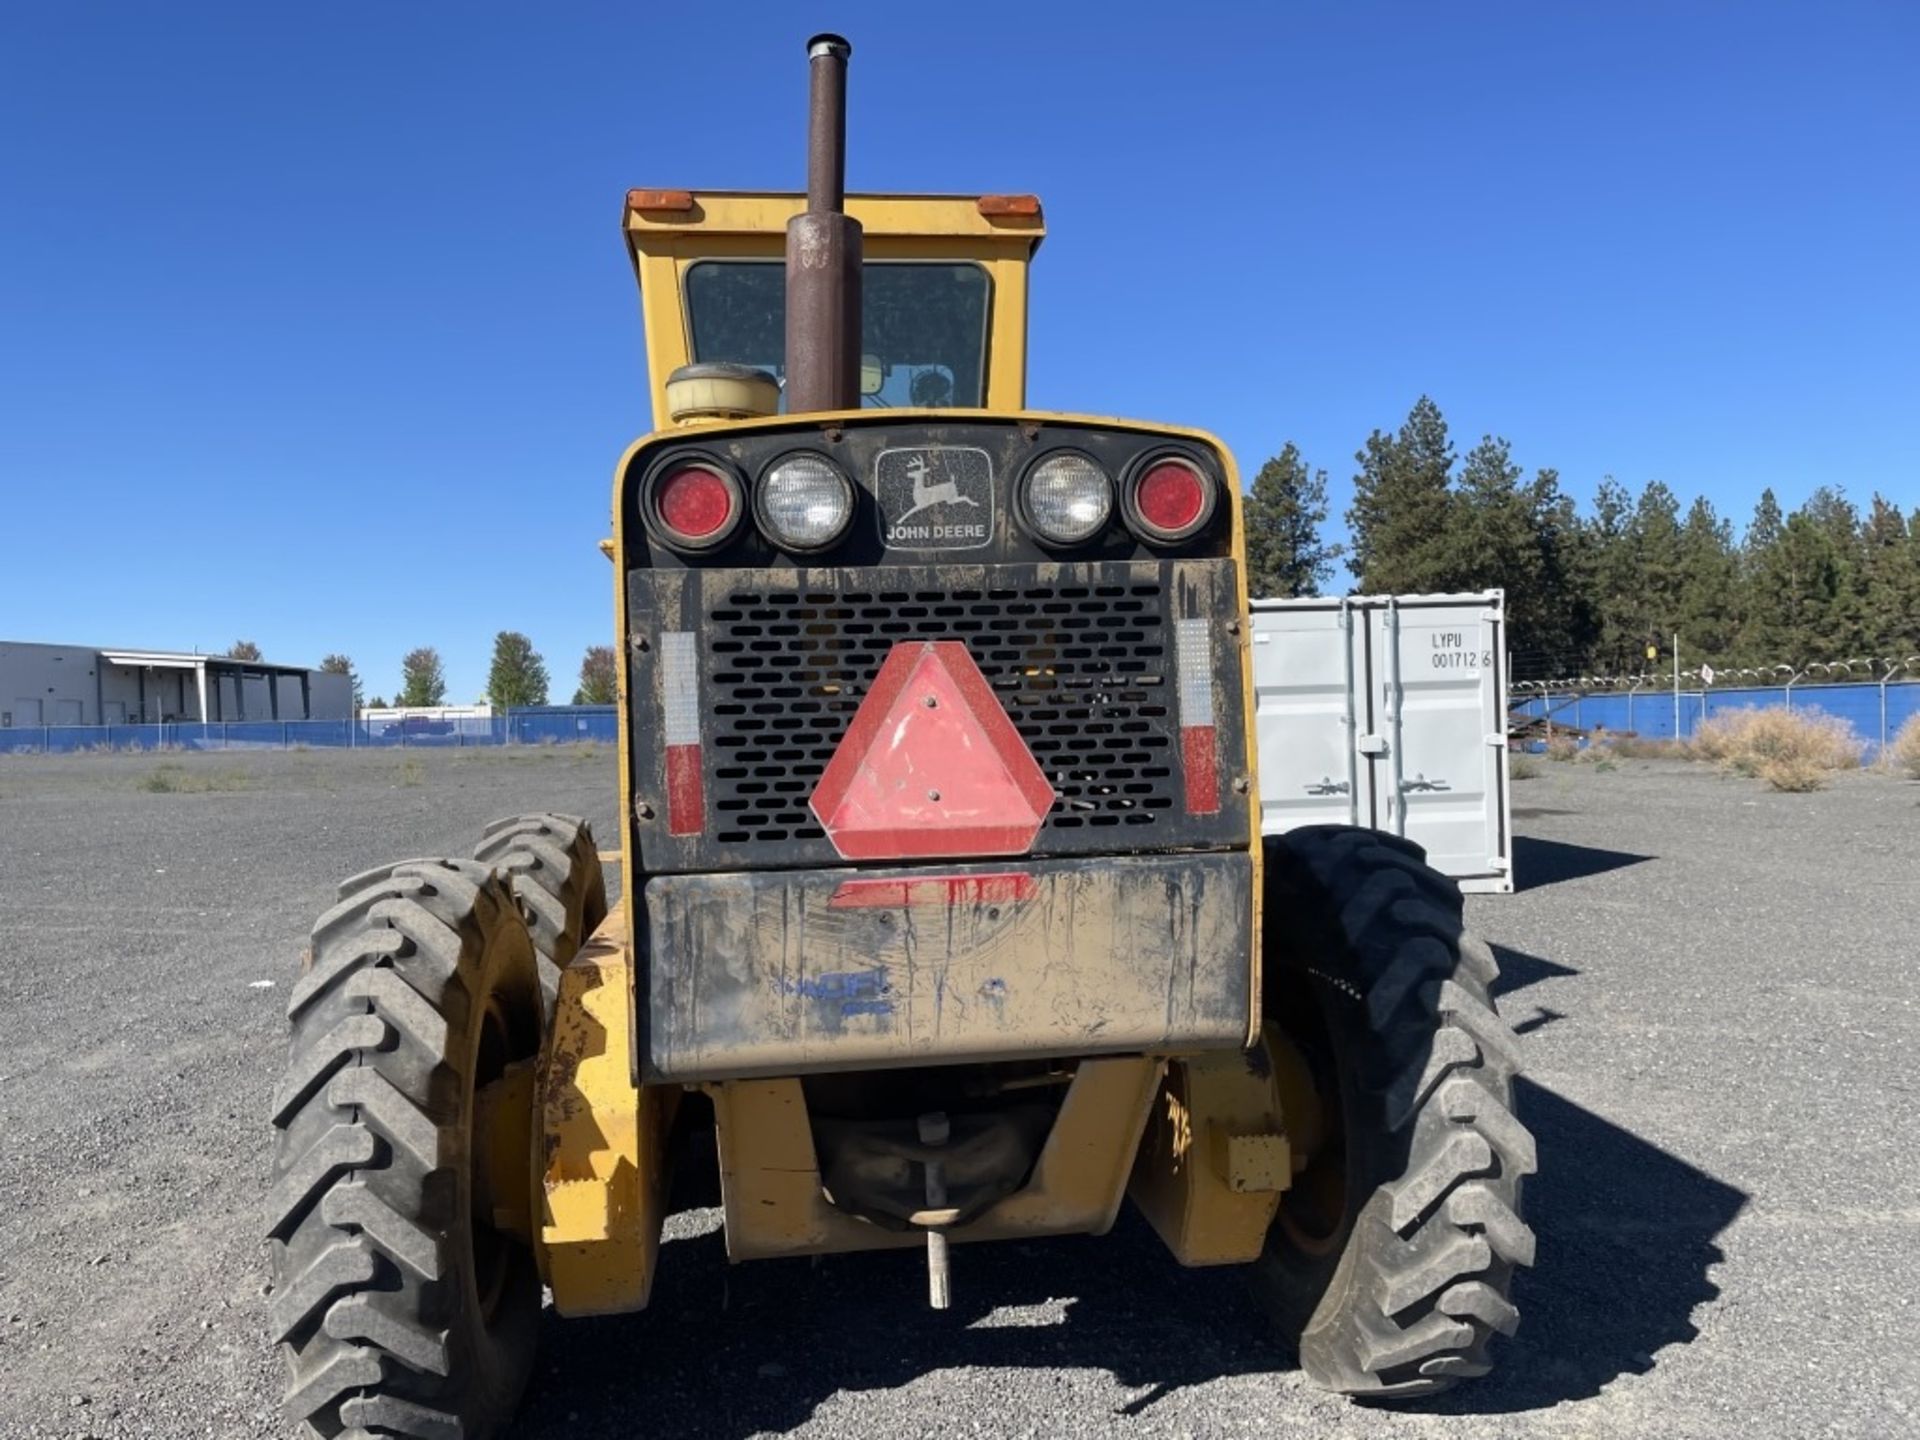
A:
784 33 862 414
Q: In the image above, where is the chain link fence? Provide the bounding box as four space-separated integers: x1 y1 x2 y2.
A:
1510 659 1920 759
0 706 619 755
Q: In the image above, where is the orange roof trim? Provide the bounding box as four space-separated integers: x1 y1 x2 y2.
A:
627 188 696 213
977 193 1042 218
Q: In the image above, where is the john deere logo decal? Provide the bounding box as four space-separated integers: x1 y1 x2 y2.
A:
875 447 993 550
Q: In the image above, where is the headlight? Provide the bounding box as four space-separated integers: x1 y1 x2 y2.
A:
756 452 854 551
1020 452 1112 545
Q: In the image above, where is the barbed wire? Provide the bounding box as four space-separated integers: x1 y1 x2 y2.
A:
1510 654 1920 694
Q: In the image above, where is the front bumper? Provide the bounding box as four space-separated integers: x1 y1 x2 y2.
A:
642 852 1254 1082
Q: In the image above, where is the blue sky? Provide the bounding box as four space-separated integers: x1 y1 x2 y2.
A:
2 3 1915 702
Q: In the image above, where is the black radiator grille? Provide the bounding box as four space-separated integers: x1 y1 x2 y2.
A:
705 580 1177 855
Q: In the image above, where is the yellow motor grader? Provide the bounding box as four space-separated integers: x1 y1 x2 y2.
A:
267 35 1532 1437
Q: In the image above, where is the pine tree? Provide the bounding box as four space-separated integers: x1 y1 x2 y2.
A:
1519 468 1597 677
318 653 363 710
1454 436 1535 591
398 647 447 707
486 632 550 709
1347 396 1458 593
1675 498 1739 658
1859 496 1919 656
1244 443 1340 598
1747 513 1845 663
1800 486 1866 654
227 640 263 661
1625 481 1687 664
1585 477 1641 674
572 645 618 705
1735 490 1787 660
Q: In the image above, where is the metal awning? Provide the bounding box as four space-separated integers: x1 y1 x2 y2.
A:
97 649 313 674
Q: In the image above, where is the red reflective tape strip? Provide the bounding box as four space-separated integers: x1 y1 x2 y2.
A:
1172 618 1220 814
828 873 1039 909
665 744 704 835
1181 726 1219 814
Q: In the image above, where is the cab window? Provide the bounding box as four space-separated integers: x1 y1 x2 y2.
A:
684 260 990 408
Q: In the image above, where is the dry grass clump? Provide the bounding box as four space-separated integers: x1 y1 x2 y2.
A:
139 763 253 793
1892 714 1920 779
1597 734 1684 760
1687 706 1862 792
1510 754 1542 781
1757 756 1826 792
1544 734 1579 762
1563 729 1679 765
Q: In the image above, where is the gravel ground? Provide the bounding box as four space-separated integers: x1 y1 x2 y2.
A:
0 747 1915 1439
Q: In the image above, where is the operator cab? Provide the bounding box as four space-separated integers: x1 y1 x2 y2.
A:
624 190 1044 427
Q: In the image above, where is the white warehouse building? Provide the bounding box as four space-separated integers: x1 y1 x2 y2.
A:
0 641 353 727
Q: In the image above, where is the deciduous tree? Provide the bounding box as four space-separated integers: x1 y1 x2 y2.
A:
486 632 549 709
399 647 447 707
572 645 618 705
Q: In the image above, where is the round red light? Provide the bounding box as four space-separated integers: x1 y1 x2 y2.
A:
655 465 737 543
1133 460 1209 538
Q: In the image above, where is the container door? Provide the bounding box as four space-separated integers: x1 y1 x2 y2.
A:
1374 601 1506 886
1252 603 1364 834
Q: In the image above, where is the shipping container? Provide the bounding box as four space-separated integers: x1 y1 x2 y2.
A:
1250 591 1513 894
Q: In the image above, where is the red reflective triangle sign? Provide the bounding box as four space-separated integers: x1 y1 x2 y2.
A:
810 641 1055 861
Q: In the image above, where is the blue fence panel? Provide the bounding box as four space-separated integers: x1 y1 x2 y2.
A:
509 706 618 745
285 719 355 748
354 716 518 747
101 723 173 751
0 726 46 754
214 721 292 750
1513 681 1920 759
3 687 1916 762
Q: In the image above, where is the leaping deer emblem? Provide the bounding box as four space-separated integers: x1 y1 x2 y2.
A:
896 454 981 524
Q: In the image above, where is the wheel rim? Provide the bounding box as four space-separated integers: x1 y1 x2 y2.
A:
470 991 517 1326
1272 978 1349 1258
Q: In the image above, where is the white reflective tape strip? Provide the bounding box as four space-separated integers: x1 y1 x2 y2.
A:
660 632 700 746
1174 618 1214 728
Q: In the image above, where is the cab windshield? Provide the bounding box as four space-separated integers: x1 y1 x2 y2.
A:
684 260 989 408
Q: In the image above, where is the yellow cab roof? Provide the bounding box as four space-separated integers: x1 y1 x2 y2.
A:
622 190 1045 251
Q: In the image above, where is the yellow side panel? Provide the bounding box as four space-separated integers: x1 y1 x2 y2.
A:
1128 1046 1291 1267
538 900 679 1316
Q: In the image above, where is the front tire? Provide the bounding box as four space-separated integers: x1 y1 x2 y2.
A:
267 858 544 1438
474 813 608 1023
1254 826 1535 1397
